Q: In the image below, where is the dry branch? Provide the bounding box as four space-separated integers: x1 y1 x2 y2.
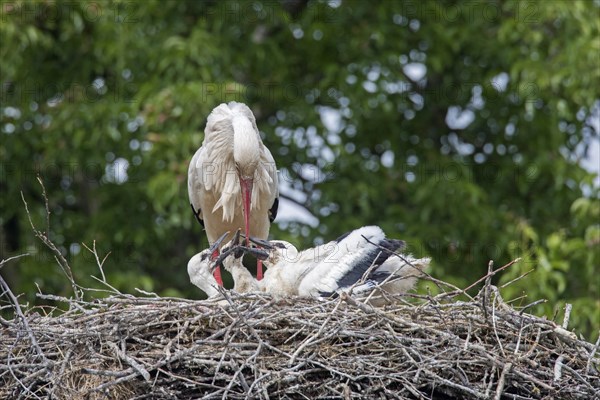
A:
1 276 598 400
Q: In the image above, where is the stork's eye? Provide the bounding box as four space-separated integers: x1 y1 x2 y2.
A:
200 253 209 261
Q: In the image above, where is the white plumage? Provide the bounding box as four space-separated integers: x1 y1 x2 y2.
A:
187 249 220 298
211 226 430 302
188 102 278 283
187 232 234 298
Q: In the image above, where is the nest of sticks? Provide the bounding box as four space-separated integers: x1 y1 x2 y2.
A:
1 257 599 400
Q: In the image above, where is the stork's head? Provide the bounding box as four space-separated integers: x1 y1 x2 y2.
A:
264 240 298 267
187 232 229 297
242 236 298 268
233 119 260 174
187 249 220 298
230 103 261 176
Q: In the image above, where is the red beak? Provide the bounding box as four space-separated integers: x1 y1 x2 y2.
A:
239 177 253 248
239 176 262 280
209 231 229 287
212 263 223 286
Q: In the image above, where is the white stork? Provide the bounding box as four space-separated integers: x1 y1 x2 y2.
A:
213 226 430 301
188 102 278 285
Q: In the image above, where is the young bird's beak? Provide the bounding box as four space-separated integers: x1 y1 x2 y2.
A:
232 229 242 246
245 235 275 250
209 231 230 259
240 246 270 260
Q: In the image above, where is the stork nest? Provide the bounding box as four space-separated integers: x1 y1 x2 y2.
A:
1 272 599 400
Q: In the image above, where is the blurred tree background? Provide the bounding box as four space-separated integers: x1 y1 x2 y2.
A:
1 1 598 340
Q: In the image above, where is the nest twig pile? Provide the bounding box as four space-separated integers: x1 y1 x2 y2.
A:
1 263 599 400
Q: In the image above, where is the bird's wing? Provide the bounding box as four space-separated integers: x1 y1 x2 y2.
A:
256 143 279 221
298 226 404 297
188 145 207 226
268 198 279 223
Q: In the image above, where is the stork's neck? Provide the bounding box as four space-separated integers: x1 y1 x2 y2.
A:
232 114 260 178
224 257 260 293
188 254 220 298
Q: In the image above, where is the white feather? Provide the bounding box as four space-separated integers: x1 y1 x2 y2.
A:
187 251 220 298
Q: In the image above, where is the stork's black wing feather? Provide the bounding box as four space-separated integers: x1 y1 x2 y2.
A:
327 239 405 292
190 203 204 227
372 239 405 265
332 247 382 289
268 197 279 223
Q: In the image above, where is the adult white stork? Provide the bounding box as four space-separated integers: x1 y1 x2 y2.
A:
214 226 430 302
188 102 279 285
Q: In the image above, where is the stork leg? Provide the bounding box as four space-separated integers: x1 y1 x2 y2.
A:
242 235 271 281
257 259 263 281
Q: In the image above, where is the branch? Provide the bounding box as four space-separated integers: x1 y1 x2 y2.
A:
21 178 81 301
0 273 48 364
0 253 30 271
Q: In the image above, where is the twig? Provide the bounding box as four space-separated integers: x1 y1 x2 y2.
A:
518 299 547 315
82 240 111 284
482 260 494 320
0 274 48 364
586 333 600 374
108 342 150 381
0 253 30 271
21 184 80 301
493 362 512 400
466 258 521 295
562 303 572 329
491 288 507 359
500 268 534 288
553 355 565 383
288 298 343 366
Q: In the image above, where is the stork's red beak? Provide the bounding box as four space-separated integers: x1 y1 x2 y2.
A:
239 176 263 280
209 231 229 287
212 262 223 286
239 177 253 248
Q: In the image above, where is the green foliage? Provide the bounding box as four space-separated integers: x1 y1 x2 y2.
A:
1 1 598 339
500 196 600 339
